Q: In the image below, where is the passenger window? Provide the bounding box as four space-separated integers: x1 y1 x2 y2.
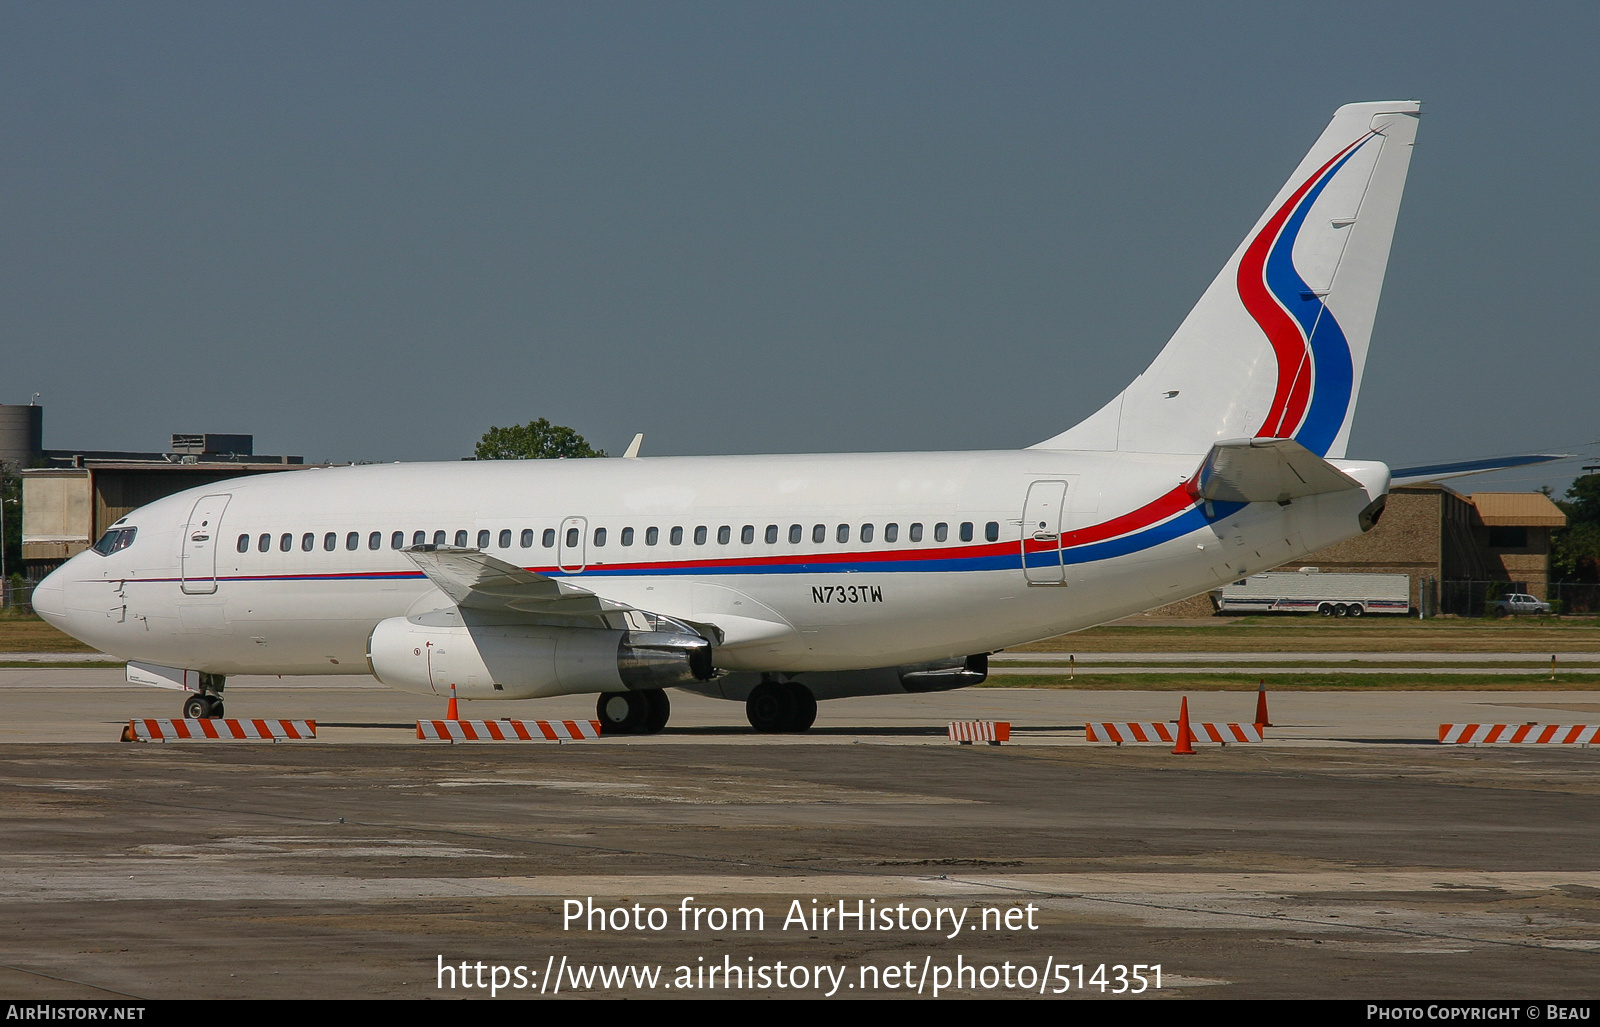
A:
646 527 659 546
959 522 973 543
369 532 382 551
281 533 293 552
885 523 898 543
910 523 923 542
836 524 850 543
861 523 874 543
541 528 554 548
346 532 360 551
391 531 404 549
499 529 512 548
259 533 271 553
413 531 426 546
694 526 708 545
717 525 730 545
986 521 999 542
594 527 607 547
812 524 826 543
237 534 249 553
741 525 754 545
621 527 634 546
451 530 465 547
935 523 948 542
789 524 802 544
566 527 579 548
766 524 778 544
302 533 315 552
323 532 337 552
671 527 683 545
477 530 490 548
521 528 535 548
429 530 443 545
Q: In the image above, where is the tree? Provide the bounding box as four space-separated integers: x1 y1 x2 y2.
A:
475 419 607 460
2 466 19 582
1551 473 1600 583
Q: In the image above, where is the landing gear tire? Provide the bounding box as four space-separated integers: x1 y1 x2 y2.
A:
642 689 671 734
597 692 649 735
747 681 797 733
1319 603 1335 617
182 694 217 719
790 687 817 732
1346 604 1364 618
746 681 816 733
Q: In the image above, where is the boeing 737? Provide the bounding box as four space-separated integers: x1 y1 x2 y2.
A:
34 100 1494 734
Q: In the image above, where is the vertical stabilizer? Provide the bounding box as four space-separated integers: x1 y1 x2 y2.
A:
1034 101 1420 458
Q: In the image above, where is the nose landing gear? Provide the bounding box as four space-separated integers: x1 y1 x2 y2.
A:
179 672 226 719
181 693 223 719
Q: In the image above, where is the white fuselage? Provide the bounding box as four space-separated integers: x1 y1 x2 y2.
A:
33 449 1389 696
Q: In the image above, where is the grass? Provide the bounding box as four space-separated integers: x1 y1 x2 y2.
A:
979 672 1600 690
0 611 99 653
1009 615 1600 653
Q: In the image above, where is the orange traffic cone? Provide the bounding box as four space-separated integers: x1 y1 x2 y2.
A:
1254 678 1272 729
1172 696 1196 755
446 682 459 721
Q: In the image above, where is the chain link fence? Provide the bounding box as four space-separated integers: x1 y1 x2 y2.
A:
1 580 35 611
1422 579 1600 617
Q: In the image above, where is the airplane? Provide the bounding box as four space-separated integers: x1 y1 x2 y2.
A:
31 99 1521 735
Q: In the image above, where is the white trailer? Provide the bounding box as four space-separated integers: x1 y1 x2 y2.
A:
1218 570 1410 617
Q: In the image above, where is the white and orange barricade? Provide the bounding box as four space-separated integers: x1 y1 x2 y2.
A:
124 719 316 742
948 721 1011 744
1439 724 1598 745
416 719 603 742
1086 722 1262 745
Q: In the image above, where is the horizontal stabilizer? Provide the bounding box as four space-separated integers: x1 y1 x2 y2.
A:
1390 453 1568 486
1194 437 1363 504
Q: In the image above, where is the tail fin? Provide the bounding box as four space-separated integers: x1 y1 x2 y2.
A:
1034 100 1420 458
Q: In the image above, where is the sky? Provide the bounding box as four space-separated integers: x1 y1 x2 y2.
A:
2 2 1596 495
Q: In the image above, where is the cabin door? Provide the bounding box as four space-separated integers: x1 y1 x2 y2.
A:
1021 480 1068 585
180 494 232 595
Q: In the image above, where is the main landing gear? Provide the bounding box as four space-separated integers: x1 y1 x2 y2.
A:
746 680 817 733
596 689 671 735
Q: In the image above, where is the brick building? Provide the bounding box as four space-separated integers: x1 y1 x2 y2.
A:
1145 484 1566 616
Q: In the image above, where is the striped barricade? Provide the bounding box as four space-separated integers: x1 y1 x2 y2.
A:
1439 724 1599 745
416 719 603 743
1085 722 1262 745
124 719 316 742
948 721 1011 744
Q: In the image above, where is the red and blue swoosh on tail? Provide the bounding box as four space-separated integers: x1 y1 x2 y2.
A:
1240 133 1375 457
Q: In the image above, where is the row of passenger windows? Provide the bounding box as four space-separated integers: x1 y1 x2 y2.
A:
235 521 1004 554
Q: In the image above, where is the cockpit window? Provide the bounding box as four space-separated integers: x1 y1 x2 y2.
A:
92 527 137 555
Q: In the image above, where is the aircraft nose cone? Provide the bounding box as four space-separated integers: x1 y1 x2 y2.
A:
30 569 67 626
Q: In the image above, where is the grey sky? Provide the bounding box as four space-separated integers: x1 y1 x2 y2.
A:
3 2 1595 494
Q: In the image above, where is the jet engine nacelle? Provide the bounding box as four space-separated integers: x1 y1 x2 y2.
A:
366 616 713 700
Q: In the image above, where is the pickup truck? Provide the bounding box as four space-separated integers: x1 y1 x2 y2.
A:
1492 593 1552 616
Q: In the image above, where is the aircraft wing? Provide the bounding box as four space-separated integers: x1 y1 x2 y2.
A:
402 545 633 619
1193 438 1363 504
